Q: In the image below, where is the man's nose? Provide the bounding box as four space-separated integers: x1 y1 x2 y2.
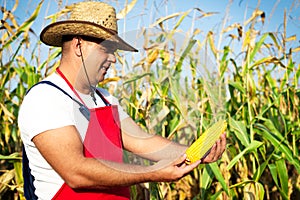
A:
108 53 116 63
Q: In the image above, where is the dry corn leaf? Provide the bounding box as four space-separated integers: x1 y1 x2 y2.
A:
150 12 182 28
147 49 159 64
245 10 265 25
292 46 300 53
99 77 121 85
45 8 70 21
0 170 15 193
222 23 241 33
0 103 15 121
194 8 219 19
228 34 239 40
207 31 217 57
149 106 170 129
116 0 137 19
285 35 296 42
1 20 14 35
11 0 19 12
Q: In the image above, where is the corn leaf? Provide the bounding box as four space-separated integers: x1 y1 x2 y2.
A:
175 39 196 72
254 122 300 173
227 140 263 170
229 117 250 147
208 162 229 195
116 0 137 19
207 31 217 58
150 12 183 28
275 159 289 196
123 72 152 85
228 81 246 94
37 48 61 71
2 0 42 49
268 163 289 200
201 165 213 190
248 32 269 65
244 10 264 25
173 10 191 30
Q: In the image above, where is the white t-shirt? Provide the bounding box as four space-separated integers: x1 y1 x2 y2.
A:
18 73 129 200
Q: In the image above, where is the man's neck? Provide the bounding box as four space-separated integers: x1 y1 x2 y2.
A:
57 64 91 95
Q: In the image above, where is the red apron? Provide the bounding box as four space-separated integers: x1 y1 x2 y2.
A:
52 69 130 199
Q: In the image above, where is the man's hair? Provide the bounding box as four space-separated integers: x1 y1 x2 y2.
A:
61 35 76 43
62 35 105 44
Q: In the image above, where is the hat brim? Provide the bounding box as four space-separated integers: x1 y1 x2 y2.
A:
40 20 138 52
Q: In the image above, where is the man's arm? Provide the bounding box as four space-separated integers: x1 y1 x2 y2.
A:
121 117 226 163
32 125 200 190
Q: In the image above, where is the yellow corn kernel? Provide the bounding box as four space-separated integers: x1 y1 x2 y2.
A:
185 120 227 164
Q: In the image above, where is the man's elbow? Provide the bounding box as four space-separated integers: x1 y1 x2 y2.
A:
64 173 109 190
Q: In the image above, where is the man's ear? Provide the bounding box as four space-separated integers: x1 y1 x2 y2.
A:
73 37 82 57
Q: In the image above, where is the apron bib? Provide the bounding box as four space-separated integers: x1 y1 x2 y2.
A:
52 69 130 199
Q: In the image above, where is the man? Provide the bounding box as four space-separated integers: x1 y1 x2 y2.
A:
18 1 226 199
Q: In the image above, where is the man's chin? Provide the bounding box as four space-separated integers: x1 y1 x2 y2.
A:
97 78 105 84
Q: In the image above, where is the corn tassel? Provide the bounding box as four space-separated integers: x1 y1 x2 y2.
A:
185 120 227 164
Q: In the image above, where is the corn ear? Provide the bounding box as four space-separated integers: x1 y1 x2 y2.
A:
185 120 227 164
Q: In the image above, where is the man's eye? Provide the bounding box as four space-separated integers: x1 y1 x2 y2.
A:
103 47 117 54
100 47 109 53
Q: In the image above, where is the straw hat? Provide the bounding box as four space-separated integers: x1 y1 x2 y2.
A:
40 1 138 52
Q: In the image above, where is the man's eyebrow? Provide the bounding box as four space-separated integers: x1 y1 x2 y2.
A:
101 41 118 50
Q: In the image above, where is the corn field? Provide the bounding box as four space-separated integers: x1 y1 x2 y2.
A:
0 0 299 199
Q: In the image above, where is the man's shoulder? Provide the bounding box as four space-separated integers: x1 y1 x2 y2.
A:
27 73 71 97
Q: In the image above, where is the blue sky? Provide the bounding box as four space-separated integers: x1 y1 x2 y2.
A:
5 0 299 44
1 0 299 70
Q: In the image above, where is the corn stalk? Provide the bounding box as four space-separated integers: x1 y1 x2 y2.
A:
0 0 299 199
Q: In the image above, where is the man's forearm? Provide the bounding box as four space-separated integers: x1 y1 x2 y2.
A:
132 135 188 162
121 117 187 161
66 157 154 190
63 153 195 190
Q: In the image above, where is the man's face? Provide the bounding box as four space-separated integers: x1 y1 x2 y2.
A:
80 39 117 86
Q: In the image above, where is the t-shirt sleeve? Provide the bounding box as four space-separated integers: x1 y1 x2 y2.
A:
18 84 75 141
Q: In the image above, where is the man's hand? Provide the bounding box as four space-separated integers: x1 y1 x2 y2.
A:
148 154 201 182
201 133 226 163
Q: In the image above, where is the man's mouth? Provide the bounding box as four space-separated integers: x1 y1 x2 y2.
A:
100 66 110 76
101 65 110 71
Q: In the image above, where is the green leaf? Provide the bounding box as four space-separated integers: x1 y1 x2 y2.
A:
229 117 250 147
0 152 22 160
254 122 300 173
220 46 230 78
253 161 268 181
37 48 61 71
175 39 196 72
268 163 289 200
228 81 246 94
255 117 288 144
276 159 289 196
173 10 191 30
201 165 213 190
265 71 278 91
123 72 152 85
256 182 265 200
2 0 43 49
248 32 269 65
13 161 23 185
269 163 278 187
210 190 223 200
227 140 263 170
209 162 229 195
